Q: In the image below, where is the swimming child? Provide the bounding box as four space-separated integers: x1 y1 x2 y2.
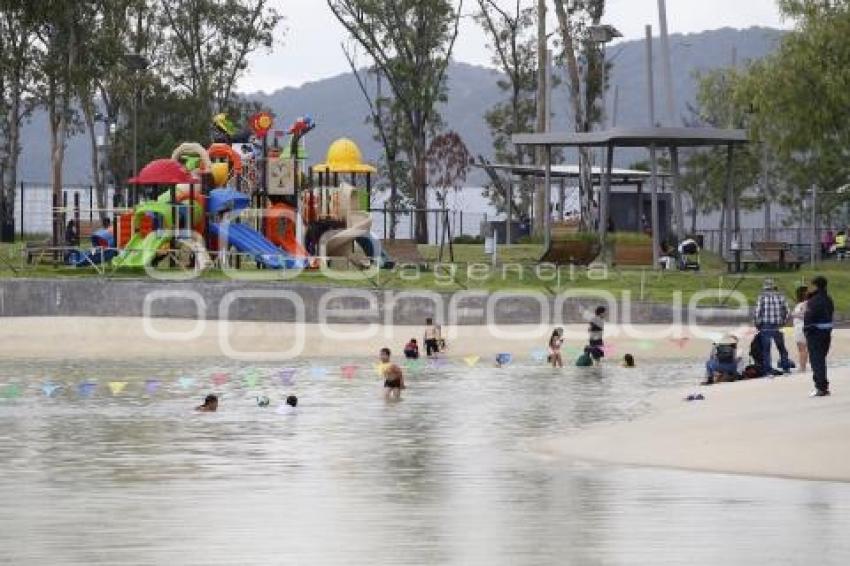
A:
380 348 405 399
576 347 594 367
196 394 218 412
277 395 298 415
404 338 420 359
622 354 635 368
588 306 607 361
548 328 564 368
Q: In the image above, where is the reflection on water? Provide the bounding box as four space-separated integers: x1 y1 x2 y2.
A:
1 358 850 565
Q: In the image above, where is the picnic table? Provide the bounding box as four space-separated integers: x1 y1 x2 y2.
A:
726 241 803 273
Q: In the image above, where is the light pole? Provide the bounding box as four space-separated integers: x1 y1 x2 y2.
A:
124 53 149 183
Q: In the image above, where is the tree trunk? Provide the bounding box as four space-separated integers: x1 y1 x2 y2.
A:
534 0 548 237
1 81 22 241
413 143 428 244
83 98 107 223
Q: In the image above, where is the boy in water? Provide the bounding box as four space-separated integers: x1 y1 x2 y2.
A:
588 306 607 362
196 394 218 412
380 347 405 399
424 318 441 357
576 347 594 367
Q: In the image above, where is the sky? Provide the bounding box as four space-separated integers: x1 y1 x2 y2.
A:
242 0 790 94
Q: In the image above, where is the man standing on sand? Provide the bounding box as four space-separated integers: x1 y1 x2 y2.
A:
804 276 834 397
754 278 792 376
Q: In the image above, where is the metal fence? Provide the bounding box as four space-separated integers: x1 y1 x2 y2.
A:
698 228 827 257
369 208 487 244
15 183 119 238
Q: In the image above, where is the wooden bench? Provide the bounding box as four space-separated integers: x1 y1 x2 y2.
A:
382 239 426 266
726 241 802 272
612 242 654 266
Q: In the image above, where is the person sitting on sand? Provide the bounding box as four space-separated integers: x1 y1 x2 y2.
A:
196 394 218 412
576 347 594 367
403 339 420 360
702 335 740 385
548 328 564 368
380 348 405 399
622 354 635 368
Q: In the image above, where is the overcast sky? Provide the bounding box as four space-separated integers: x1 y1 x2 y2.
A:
242 0 790 93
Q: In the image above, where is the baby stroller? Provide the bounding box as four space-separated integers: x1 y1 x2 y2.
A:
677 238 701 271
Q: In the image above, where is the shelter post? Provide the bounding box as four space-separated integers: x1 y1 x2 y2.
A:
600 144 614 251
649 143 661 269
724 144 735 260
544 146 552 252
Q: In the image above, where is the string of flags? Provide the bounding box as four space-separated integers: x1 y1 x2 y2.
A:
0 334 718 400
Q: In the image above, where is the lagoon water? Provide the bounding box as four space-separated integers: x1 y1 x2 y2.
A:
2 357 850 565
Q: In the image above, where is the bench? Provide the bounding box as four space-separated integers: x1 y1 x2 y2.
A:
726 241 802 273
612 242 654 266
382 239 426 266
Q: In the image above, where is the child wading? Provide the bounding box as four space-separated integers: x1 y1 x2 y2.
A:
380 348 406 399
548 328 564 368
423 318 441 357
588 306 607 362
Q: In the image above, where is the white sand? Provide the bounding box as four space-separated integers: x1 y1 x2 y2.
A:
0 317 732 361
541 360 850 482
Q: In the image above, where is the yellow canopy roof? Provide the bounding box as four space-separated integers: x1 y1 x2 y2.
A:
313 138 377 174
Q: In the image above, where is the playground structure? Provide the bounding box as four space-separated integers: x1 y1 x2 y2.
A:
67 111 393 272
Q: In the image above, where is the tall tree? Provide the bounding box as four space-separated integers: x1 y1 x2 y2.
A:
158 0 281 129
475 0 539 221
0 0 39 240
735 0 850 226
327 0 464 244
552 0 608 231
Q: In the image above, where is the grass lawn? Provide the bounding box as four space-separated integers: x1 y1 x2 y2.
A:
2 241 849 315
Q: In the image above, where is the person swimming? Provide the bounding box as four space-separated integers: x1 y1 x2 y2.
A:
380 348 405 399
196 394 218 412
622 354 635 368
404 338 420 359
277 395 298 415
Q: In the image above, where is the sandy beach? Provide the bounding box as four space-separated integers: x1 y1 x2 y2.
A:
541 364 850 483
0 316 742 361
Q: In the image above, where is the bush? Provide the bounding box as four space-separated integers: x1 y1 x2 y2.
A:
517 235 545 245
556 231 598 243
453 235 484 245
609 231 651 245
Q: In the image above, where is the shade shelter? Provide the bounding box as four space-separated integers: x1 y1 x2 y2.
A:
512 127 749 267
474 162 672 245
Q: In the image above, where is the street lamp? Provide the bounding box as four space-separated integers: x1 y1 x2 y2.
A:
123 53 149 184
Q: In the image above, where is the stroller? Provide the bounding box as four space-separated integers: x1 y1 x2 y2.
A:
677 238 701 271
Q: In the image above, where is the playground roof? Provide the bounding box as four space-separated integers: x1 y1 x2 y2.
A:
474 163 670 183
512 127 749 149
128 159 197 185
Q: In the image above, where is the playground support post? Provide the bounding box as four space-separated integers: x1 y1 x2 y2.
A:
724 144 735 261
650 143 660 269
811 185 818 267
599 143 614 252
544 145 552 252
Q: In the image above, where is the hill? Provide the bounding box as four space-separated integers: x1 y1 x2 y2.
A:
16 26 786 185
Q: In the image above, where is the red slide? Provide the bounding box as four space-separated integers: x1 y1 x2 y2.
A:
264 203 310 258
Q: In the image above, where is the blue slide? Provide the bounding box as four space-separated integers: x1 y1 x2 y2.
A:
354 236 395 269
210 222 304 269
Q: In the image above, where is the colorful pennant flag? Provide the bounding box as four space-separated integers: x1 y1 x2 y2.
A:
530 348 548 362
42 383 62 397
178 377 196 390
108 382 128 396
211 373 230 387
278 368 297 386
464 356 480 367
341 365 359 380
0 384 22 399
144 380 161 395
78 382 97 397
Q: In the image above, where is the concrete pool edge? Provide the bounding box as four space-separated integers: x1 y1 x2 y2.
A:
0 278 753 325
538 365 850 483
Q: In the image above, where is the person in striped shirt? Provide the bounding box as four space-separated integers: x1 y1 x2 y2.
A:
588 306 607 363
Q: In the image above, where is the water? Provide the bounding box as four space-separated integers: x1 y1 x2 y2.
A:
2 357 850 565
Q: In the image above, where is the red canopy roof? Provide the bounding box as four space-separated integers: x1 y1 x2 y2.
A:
128 159 197 185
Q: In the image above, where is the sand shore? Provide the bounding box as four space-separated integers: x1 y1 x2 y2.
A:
541 363 850 483
1 316 740 361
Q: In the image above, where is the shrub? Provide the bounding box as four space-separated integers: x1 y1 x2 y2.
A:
453 235 484 244
609 231 651 245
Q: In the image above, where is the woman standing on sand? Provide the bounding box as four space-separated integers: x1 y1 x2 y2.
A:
791 286 810 373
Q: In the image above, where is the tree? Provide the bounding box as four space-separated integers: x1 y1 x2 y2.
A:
342 47 410 239
0 0 39 240
327 0 464 244
552 0 609 231
158 0 281 134
474 0 539 221
734 0 850 226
